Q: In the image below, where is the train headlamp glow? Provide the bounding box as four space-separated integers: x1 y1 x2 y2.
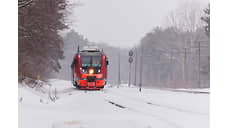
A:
88 68 94 74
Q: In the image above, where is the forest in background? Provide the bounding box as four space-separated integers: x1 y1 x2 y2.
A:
18 1 210 88
134 3 210 88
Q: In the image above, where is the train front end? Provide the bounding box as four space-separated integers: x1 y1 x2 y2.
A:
71 46 108 89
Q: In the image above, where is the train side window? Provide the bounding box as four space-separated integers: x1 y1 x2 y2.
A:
105 60 109 66
71 59 78 68
74 59 78 67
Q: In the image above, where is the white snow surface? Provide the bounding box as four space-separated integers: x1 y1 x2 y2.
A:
19 79 209 128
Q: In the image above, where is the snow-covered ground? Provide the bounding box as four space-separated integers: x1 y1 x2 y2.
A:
19 79 209 128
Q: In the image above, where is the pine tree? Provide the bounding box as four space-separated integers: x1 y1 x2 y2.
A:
201 4 210 38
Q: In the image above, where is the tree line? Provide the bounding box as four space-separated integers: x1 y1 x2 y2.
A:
18 0 68 81
134 3 210 88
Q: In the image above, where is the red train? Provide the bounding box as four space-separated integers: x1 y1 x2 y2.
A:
71 46 109 89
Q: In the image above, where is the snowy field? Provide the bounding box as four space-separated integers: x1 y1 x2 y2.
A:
19 79 209 128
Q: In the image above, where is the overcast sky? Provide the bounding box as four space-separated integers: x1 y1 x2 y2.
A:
69 0 209 48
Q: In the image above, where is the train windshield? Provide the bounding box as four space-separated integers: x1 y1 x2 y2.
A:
81 56 102 67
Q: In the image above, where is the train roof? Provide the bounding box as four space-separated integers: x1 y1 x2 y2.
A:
77 46 104 56
80 46 101 52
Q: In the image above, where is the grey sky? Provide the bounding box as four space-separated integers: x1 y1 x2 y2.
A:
70 0 209 48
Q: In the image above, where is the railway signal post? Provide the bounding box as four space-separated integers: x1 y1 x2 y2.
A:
128 50 133 87
118 51 121 88
134 49 137 86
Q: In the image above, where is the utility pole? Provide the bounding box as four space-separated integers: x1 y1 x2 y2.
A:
183 47 187 87
139 46 143 92
158 53 161 86
128 62 132 87
198 41 201 88
169 49 173 88
118 51 121 88
134 49 137 86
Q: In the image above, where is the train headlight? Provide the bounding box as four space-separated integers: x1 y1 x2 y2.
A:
80 68 86 73
88 68 94 74
98 69 101 73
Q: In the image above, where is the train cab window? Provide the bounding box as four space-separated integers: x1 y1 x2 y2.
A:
92 56 102 67
81 56 91 67
81 56 102 67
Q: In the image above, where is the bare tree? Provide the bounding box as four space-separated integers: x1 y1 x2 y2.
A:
201 4 210 38
18 0 34 8
165 1 204 33
18 0 68 81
